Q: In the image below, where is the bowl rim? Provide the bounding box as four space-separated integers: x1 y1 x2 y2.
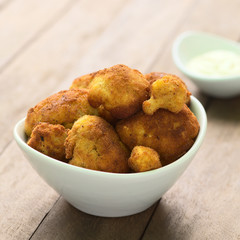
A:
172 30 240 82
13 96 207 178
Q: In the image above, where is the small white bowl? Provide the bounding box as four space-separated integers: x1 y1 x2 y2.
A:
172 31 240 98
14 96 207 217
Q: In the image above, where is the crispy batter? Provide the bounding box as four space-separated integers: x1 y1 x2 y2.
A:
69 73 117 124
145 72 168 85
27 122 69 161
65 115 130 173
25 89 98 136
128 146 162 172
97 105 118 124
145 72 187 88
69 72 97 90
116 105 200 166
143 75 189 114
88 64 150 119
145 72 191 104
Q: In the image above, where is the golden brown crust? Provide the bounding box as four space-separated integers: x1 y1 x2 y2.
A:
24 63 200 173
88 64 150 119
145 72 168 85
25 89 98 136
27 122 69 161
116 105 200 166
69 71 118 123
69 72 97 90
145 72 191 105
97 105 118 124
128 146 162 172
143 75 189 114
65 115 130 173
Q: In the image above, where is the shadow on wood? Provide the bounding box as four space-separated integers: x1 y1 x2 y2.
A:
30 197 159 240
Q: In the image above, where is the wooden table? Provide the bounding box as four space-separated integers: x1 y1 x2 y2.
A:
1 0 240 239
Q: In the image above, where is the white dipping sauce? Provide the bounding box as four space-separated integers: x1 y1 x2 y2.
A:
187 50 240 77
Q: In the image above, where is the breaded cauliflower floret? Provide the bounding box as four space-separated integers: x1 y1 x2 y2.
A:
25 89 98 136
70 73 117 124
65 115 130 173
116 105 199 166
128 146 162 172
88 64 150 119
27 122 69 161
142 75 190 114
70 72 97 90
145 72 168 85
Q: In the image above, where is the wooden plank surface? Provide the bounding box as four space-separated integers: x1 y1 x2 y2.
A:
142 97 240 240
59 0 195 83
30 198 158 240
0 142 58 240
1 0 240 239
0 0 196 239
0 0 74 71
0 0 131 239
148 0 240 100
27 0 198 238
0 0 129 152
142 0 240 239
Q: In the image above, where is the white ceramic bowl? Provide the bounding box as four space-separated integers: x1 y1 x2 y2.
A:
14 96 207 217
172 31 240 98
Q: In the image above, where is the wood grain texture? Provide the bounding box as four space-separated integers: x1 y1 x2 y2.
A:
142 97 240 240
148 0 240 101
9 0 197 239
59 0 195 84
0 0 130 239
142 0 240 239
0 0 129 153
1 0 240 239
30 198 158 240
0 142 58 240
0 0 75 71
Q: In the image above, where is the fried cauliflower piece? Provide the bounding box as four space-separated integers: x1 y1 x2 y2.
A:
128 146 162 172
70 72 97 90
25 89 98 136
116 105 200 166
145 72 168 85
143 75 190 114
97 105 117 124
145 72 191 104
145 72 189 88
70 73 117 124
65 115 130 173
88 64 150 119
27 122 69 161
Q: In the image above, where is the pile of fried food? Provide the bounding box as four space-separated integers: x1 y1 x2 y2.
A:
25 64 200 173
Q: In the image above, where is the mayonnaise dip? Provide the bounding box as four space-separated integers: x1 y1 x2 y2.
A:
187 50 240 77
